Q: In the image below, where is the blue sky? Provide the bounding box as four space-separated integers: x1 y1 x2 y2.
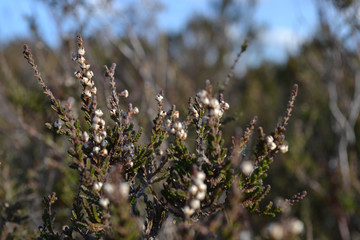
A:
0 0 317 63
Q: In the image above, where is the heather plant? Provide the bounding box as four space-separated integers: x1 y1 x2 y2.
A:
21 34 306 239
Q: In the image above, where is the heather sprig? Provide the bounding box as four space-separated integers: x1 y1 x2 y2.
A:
23 35 305 239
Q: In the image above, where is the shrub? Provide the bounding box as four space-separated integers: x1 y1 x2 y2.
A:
21 34 306 239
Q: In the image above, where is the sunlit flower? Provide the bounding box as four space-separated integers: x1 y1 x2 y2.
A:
78 47 85 56
119 182 130 197
93 182 103 191
279 144 288 153
189 185 198 195
190 199 201 210
155 94 163 102
103 183 115 194
99 198 110 208
121 90 129 98
183 206 195 217
241 161 254 176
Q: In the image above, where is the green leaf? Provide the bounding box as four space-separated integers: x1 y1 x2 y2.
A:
92 204 102 223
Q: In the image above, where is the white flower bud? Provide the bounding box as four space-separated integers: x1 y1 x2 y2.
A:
94 135 103 144
99 130 107 137
165 119 172 127
279 144 288 153
93 182 103 191
90 87 97 94
183 206 195 217
223 102 230 110
209 98 220 109
173 122 182 131
101 139 108 147
103 183 115 194
78 48 85 56
81 77 89 85
82 131 89 142
197 90 207 98
287 218 304 235
74 71 82 79
93 116 101 124
77 56 85 65
241 161 254 176
121 90 129 98
191 107 199 118
99 198 110 208
99 119 105 127
198 182 207 192
264 223 284 240
189 185 198 195
181 132 187 140
196 191 206 200
85 80 94 88
128 161 134 167
86 70 94 79
160 110 167 117
119 182 130 197
197 172 206 181
110 109 116 116
211 108 223 118
266 135 274 143
133 107 139 114
95 109 103 117
93 146 100 154
268 142 277 151
174 111 179 119
84 89 91 98
190 199 201 210
92 123 99 131
155 94 163 102
200 98 210 106
170 128 176 134
100 148 108 156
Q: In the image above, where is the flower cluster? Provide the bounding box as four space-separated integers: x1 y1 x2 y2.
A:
266 135 277 151
160 103 187 141
183 171 207 217
91 109 108 156
266 135 289 153
72 45 97 101
122 143 135 168
197 89 229 119
168 121 187 140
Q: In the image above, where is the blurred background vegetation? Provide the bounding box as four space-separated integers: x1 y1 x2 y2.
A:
0 0 360 239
